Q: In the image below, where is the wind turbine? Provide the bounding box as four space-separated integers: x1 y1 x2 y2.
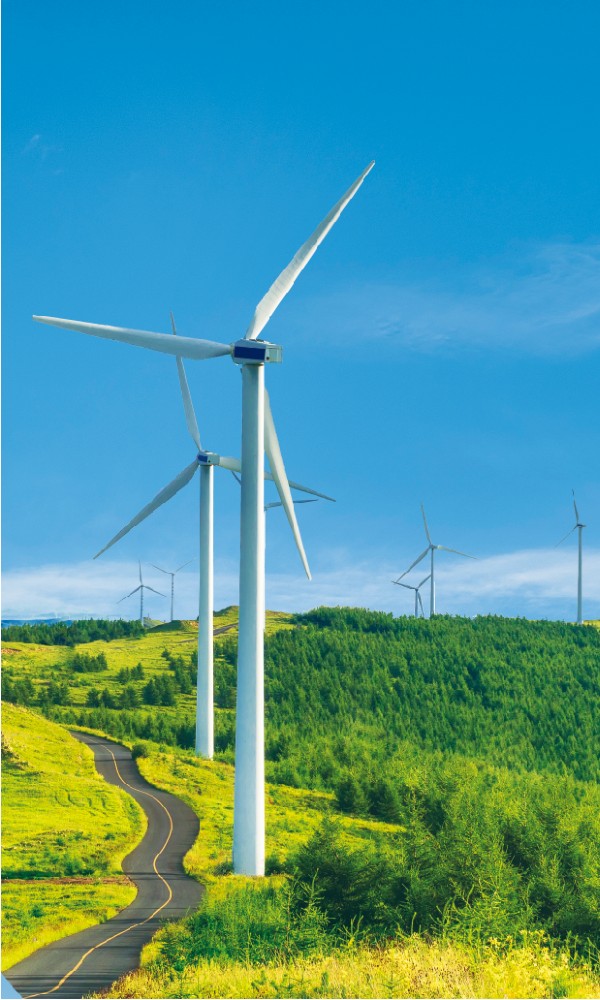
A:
94 336 331 760
392 573 431 617
117 562 165 625
265 498 318 512
556 490 586 625
396 505 476 617
150 559 195 622
33 159 374 875
231 471 320 514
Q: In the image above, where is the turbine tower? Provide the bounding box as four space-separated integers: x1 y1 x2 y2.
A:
117 562 165 625
94 346 330 760
396 505 476 616
556 490 586 625
151 559 194 622
33 159 374 875
392 573 431 617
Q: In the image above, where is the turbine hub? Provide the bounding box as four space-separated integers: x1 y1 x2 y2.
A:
197 451 219 465
231 339 283 365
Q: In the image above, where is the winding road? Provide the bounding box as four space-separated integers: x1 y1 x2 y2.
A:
4 733 203 999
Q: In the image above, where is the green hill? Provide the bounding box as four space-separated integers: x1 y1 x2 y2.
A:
258 608 600 787
2 609 600 997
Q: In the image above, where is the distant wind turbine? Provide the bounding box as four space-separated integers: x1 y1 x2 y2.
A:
396 505 476 616
392 573 431 617
556 490 586 625
117 562 165 625
151 559 195 622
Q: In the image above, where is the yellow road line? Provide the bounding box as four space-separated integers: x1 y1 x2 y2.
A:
24 741 175 999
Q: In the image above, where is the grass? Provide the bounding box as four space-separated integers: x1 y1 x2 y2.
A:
100 934 600 999
91 739 600 999
1 703 144 969
2 880 137 970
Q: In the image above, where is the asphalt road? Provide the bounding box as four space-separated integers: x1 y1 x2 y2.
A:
5 732 203 999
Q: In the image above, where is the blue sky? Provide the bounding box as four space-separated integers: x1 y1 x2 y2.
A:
3 0 599 621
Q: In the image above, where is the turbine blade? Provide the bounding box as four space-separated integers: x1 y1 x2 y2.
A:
94 460 199 559
417 574 431 589
244 161 375 341
218 455 243 473
118 586 141 603
176 357 202 450
417 592 425 616
219 454 334 501
175 558 195 574
396 547 430 580
572 489 580 524
171 313 203 450
150 564 170 575
264 389 311 579
436 546 476 559
285 478 335 502
266 498 319 512
231 470 242 485
139 561 142 584
421 504 432 544
144 585 166 597
392 580 414 591
33 316 231 361
555 526 577 547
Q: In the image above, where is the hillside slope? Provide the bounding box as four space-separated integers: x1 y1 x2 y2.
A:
1 704 144 968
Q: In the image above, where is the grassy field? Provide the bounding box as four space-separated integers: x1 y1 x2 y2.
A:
1 703 145 969
91 738 600 1000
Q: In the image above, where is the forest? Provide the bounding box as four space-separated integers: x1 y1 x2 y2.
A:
1 618 145 646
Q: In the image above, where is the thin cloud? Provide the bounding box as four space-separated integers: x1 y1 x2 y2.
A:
295 242 600 356
3 549 598 621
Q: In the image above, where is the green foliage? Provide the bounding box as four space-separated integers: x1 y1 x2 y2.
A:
45 680 70 705
292 761 600 947
156 880 331 969
70 651 108 673
119 684 141 709
117 663 145 682
2 672 36 706
2 618 144 645
143 674 178 706
259 609 600 786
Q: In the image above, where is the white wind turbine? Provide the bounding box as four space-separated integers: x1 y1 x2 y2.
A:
392 573 431 617
556 490 586 625
94 333 331 760
117 562 165 625
33 160 374 875
396 504 476 617
151 559 195 623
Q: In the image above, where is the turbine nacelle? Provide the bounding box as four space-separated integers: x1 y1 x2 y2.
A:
231 340 283 365
196 451 221 466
